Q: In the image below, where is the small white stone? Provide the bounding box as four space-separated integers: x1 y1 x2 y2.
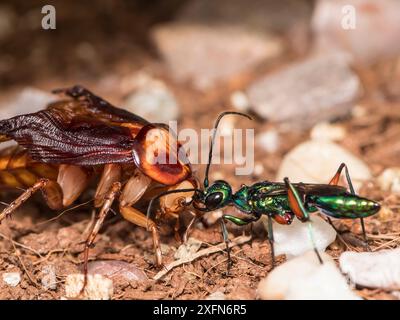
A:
310 122 346 142
65 274 113 300
123 73 180 123
258 251 360 300
2 272 21 287
230 91 250 112
276 140 371 192
256 130 280 153
174 238 203 260
264 215 336 258
206 291 226 300
0 87 56 119
377 168 400 194
340 248 400 290
253 162 264 176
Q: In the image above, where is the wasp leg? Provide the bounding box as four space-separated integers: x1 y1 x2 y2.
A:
81 182 121 293
329 163 370 251
0 178 63 223
284 177 323 264
222 214 260 271
267 215 275 268
219 218 232 275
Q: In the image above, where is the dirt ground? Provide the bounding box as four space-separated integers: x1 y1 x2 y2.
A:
0 1 400 300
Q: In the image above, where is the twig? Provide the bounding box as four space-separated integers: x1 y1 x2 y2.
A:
11 241 39 288
0 231 43 258
153 235 251 281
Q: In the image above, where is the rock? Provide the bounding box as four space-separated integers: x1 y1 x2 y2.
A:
377 168 400 194
310 122 346 142
247 53 361 129
86 260 148 282
258 251 360 300
177 0 312 33
256 130 280 153
152 24 282 90
2 272 21 287
0 6 15 40
276 140 371 192
174 238 203 260
206 291 226 300
65 274 113 300
312 0 400 65
123 72 180 123
230 91 250 112
340 248 400 290
0 87 56 119
263 215 336 258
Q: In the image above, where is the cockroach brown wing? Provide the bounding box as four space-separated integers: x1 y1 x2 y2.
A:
0 86 191 186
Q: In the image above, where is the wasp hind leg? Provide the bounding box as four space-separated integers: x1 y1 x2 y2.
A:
284 177 323 264
329 163 370 251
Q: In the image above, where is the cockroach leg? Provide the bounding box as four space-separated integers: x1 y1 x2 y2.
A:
81 181 121 293
119 205 163 266
0 178 63 223
94 164 122 207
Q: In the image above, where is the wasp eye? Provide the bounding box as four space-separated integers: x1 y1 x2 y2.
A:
205 192 223 210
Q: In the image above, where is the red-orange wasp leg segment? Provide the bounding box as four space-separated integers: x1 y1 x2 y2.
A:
284 177 323 264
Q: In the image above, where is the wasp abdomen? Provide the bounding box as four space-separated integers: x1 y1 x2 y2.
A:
309 195 380 219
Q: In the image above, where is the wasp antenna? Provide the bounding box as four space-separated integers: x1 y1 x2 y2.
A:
203 111 252 188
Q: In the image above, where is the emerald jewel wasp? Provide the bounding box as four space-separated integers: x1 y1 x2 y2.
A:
148 112 381 267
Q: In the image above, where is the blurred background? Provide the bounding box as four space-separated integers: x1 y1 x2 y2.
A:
0 0 400 300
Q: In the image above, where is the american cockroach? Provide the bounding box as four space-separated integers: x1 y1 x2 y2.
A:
0 85 198 283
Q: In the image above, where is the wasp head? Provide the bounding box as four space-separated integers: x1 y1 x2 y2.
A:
193 180 232 211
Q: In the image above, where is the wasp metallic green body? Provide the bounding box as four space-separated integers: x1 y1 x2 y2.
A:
206 180 381 227
148 112 381 267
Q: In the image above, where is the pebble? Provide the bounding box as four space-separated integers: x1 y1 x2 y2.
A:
310 122 346 142
264 215 336 258
377 168 400 194
206 291 226 300
86 260 148 282
256 130 280 153
230 91 250 112
65 274 113 300
312 0 400 65
123 72 180 123
152 24 282 90
0 6 15 40
247 53 361 129
2 272 21 287
340 248 400 290
0 87 56 119
174 238 203 260
276 140 371 192
258 251 360 300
